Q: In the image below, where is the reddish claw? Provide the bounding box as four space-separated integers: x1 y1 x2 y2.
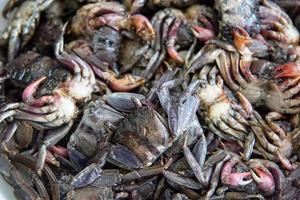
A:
221 158 252 187
130 14 155 41
191 25 215 42
103 71 145 92
251 166 275 194
22 77 54 107
274 63 300 78
166 18 184 63
232 27 251 54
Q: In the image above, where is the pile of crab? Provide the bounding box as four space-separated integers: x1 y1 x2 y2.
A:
1 0 300 199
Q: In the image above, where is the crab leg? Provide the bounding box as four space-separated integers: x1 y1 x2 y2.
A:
265 112 286 139
122 159 172 180
19 104 58 114
166 18 184 63
183 135 207 186
36 121 74 174
217 52 241 91
208 122 238 141
163 170 204 190
2 121 18 143
242 131 255 161
212 118 246 141
11 154 60 200
205 156 229 199
192 131 207 168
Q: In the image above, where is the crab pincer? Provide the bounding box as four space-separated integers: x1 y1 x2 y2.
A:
191 24 215 42
248 159 284 195
22 76 54 106
129 14 155 41
250 166 275 194
274 62 300 78
166 18 184 63
101 71 145 92
232 26 252 55
221 157 252 188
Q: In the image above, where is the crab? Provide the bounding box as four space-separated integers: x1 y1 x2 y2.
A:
155 5 216 64
0 31 96 173
258 0 300 45
66 39 145 92
214 0 299 45
193 65 258 159
187 26 300 115
67 1 156 89
66 93 136 165
0 0 54 61
249 111 300 170
0 33 95 128
119 4 216 80
217 39 300 114
70 1 154 41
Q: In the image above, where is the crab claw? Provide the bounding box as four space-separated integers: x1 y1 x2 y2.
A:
191 25 215 42
274 63 300 78
251 166 275 194
22 77 54 106
166 18 184 63
129 14 155 41
103 71 145 92
221 158 252 187
232 27 251 54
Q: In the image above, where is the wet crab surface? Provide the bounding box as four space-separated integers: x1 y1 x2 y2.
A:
1 0 300 200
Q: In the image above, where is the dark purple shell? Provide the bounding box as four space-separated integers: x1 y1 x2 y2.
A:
113 106 171 167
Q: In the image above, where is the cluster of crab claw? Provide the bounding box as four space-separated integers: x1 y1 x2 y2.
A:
1 0 300 199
